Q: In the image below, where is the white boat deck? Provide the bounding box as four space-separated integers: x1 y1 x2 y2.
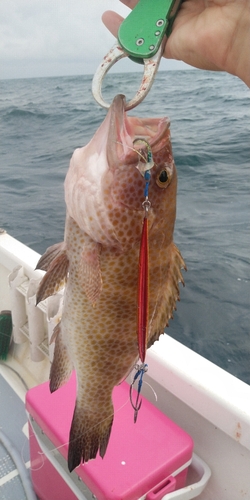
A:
0 367 38 499
1 230 250 499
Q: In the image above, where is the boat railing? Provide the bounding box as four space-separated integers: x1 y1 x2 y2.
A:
0 229 62 366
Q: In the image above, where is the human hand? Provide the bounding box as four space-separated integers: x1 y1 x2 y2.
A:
102 0 250 87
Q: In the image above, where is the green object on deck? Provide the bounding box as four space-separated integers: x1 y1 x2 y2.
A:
0 310 12 360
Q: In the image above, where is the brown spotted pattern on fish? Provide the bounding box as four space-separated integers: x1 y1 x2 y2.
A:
36 94 186 472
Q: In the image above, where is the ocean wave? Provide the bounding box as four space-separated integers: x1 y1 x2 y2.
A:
3 106 50 120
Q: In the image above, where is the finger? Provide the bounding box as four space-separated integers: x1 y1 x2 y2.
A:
119 0 138 7
102 11 124 38
164 30 221 72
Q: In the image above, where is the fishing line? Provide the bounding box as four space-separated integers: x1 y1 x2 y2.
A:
115 140 153 168
0 429 37 500
26 371 158 471
148 231 166 331
0 361 29 391
143 380 158 403
29 395 131 465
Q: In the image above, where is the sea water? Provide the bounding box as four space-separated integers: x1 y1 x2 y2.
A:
0 70 249 383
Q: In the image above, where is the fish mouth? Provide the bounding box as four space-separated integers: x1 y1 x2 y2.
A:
107 94 170 168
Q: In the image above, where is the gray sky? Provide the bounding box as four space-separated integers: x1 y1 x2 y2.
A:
0 0 190 80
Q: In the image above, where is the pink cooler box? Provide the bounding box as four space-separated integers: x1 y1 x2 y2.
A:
26 374 193 500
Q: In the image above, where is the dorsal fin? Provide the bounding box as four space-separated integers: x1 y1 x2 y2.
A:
36 251 69 304
148 242 186 348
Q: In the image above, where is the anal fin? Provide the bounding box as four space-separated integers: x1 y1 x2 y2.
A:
68 402 113 472
50 322 72 393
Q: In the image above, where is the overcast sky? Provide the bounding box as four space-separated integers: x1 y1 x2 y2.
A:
0 0 190 80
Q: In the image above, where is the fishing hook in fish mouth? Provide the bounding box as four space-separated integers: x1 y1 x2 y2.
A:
133 138 154 177
129 363 148 423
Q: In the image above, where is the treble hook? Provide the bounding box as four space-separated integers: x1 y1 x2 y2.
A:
129 363 148 423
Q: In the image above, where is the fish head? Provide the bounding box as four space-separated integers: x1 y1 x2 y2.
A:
65 94 177 249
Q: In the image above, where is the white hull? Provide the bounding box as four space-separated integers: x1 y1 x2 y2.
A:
1 229 250 499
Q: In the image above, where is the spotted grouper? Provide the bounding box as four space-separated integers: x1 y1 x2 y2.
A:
36 94 186 472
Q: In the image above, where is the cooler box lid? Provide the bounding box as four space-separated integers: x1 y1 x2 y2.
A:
26 374 193 500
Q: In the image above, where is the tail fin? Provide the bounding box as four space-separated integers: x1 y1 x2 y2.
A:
68 402 113 472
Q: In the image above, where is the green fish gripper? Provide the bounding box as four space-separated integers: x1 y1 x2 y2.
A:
118 0 183 62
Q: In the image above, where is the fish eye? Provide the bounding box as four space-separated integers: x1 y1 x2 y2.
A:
156 168 171 188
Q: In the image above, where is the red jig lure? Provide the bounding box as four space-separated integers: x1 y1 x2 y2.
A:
138 191 150 363
128 139 153 422
133 139 153 363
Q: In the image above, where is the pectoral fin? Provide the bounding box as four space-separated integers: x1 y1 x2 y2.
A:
79 243 102 305
36 242 65 271
36 249 69 304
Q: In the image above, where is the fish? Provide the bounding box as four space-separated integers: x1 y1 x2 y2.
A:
36 94 186 472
